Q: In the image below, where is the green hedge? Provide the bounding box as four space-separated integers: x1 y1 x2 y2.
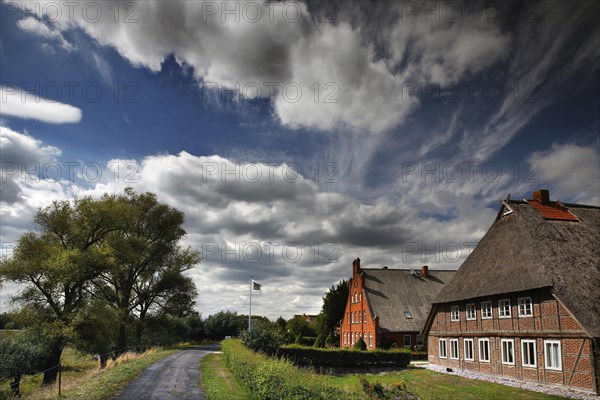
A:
278 346 411 368
222 339 357 400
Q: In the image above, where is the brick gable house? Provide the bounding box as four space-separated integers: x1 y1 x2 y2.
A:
422 190 600 394
340 258 455 350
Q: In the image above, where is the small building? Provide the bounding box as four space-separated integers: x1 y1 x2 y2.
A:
340 257 456 350
293 313 318 323
422 190 600 394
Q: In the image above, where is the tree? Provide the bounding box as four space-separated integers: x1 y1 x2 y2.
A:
286 315 317 338
91 189 200 352
316 280 348 337
0 194 126 384
204 311 246 340
354 337 367 351
71 300 119 368
0 331 49 396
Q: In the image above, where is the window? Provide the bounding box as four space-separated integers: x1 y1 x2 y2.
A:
478 338 490 362
499 299 511 318
521 339 537 367
369 332 373 347
403 335 411 347
354 279 357 288
450 339 459 359
451 305 460 321
501 339 515 365
466 303 476 320
544 340 562 370
351 333 355 345
439 339 447 358
404 311 412 319
363 310 367 323
464 339 474 361
481 301 492 319
518 297 533 317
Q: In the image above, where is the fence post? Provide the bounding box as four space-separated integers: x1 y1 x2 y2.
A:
58 363 61 397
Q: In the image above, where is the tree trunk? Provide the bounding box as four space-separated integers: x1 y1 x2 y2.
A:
116 310 129 356
41 342 63 386
10 374 21 397
99 354 108 369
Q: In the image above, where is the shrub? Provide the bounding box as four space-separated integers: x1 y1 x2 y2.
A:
278 346 411 368
313 334 325 348
324 332 336 347
241 323 286 356
223 339 356 400
354 337 367 351
0 330 49 396
360 377 417 399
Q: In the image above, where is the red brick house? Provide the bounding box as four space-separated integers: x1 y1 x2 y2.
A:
422 190 600 394
340 258 455 350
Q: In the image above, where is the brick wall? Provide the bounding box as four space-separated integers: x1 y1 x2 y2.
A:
427 288 597 394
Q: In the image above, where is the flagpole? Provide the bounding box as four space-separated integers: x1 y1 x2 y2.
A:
249 276 252 330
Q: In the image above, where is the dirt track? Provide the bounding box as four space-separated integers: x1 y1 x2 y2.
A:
112 344 220 400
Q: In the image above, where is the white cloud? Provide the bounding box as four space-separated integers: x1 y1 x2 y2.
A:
1 86 82 124
529 143 600 205
16 16 75 51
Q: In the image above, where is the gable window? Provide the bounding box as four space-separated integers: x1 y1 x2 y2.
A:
521 339 537 367
403 335 411 347
464 338 474 361
466 303 476 320
451 305 460 321
478 338 490 362
498 299 511 318
439 339 447 358
450 339 459 360
544 340 562 370
404 311 412 319
481 301 492 319
518 297 533 317
501 339 515 365
363 311 367 323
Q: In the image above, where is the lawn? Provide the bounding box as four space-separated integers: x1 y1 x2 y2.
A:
329 367 571 400
0 347 178 400
200 352 251 400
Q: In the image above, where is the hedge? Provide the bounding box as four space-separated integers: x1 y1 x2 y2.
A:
278 346 411 368
222 339 357 400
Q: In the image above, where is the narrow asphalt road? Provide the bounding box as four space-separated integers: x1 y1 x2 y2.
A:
113 343 221 400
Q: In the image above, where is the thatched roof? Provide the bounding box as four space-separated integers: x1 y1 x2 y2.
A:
362 268 456 332
432 196 600 338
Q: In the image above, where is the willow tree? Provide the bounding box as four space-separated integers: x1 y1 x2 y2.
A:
0 194 126 384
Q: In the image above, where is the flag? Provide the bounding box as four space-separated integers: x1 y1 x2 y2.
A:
252 281 262 291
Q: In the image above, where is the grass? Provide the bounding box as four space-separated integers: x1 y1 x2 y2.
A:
329 367 571 400
0 347 178 400
200 352 251 400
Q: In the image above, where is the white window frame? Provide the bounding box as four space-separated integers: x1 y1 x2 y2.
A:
518 297 533 317
369 332 373 347
451 305 460 321
363 310 367 323
466 303 477 320
501 338 515 365
464 338 474 361
521 339 537 368
544 340 562 371
478 338 490 362
450 338 459 360
498 299 511 318
481 301 492 319
403 335 411 348
439 338 447 359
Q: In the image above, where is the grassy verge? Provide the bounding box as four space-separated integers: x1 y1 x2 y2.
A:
200 352 251 400
0 347 178 400
329 368 570 400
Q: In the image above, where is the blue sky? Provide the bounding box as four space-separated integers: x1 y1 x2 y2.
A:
1 0 599 319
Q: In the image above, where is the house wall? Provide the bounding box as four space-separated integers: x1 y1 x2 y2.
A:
339 263 378 350
427 288 597 394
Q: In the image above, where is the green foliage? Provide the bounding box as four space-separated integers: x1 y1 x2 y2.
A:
241 323 287 356
360 378 417 400
316 280 348 337
222 339 355 400
0 330 49 395
324 332 336 347
294 333 302 344
71 300 119 367
278 346 411 368
313 334 325 348
293 336 317 346
204 311 246 340
354 337 367 351
286 316 317 338
376 337 396 350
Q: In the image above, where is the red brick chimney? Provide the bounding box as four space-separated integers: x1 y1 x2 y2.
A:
533 189 550 204
352 257 361 276
421 265 429 278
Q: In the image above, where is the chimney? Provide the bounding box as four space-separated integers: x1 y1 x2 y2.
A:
352 257 361 276
533 189 550 204
421 265 429 278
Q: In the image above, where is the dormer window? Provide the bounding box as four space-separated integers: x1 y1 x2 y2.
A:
404 311 412 319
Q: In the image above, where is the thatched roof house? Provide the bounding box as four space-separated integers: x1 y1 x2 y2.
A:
423 190 600 394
